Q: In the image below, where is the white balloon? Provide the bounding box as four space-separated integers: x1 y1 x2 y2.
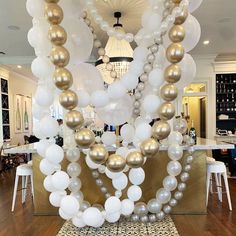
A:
105 197 121 214
107 81 126 100
26 0 44 18
60 195 80 217
45 144 64 164
91 90 109 108
36 139 54 157
148 68 164 87
76 90 90 108
120 124 135 143
142 95 161 114
59 0 85 18
121 72 139 90
96 94 133 126
31 57 54 79
49 191 67 207
167 161 182 176
43 175 57 192
127 185 142 202
32 103 50 120
142 12 162 32
52 171 70 191
135 28 154 47
135 123 152 141
59 208 73 220
129 168 145 185
156 188 171 204
71 63 104 94
115 147 129 157
85 155 100 169
82 207 103 227
168 131 183 145
33 122 46 139
168 144 183 161
154 45 167 68
163 176 178 192
105 168 123 179
189 0 203 13
121 199 134 216
72 215 86 228
112 173 128 190
101 132 116 146
40 159 57 176
129 60 144 77
133 46 149 62
34 85 54 107
182 15 201 52
40 116 59 138
105 211 121 223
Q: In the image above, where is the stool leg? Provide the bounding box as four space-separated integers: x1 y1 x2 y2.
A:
214 173 221 202
22 176 28 204
223 172 232 211
218 173 222 202
206 172 211 206
30 174 34 202
21 176 25 204
11 175 19 212
210 176 213 194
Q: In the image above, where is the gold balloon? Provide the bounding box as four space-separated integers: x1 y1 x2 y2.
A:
89 144 108 164
65 110 84 130
164 64 181 83
166 43 185 63
174 8 188 25
158 102 175 120
48 25 67 46
152 120 171 140
45 0 59 3
45 3 63 25
106 154 126 172
172 0 181 3
53 67 73 90
75 128 95 149
59 90 78 110
50 46 70 67
169 25 185 43
140 138 159 157
160 84 178 101
126 151 144 168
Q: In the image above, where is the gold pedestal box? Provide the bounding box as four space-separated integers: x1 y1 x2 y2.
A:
33 150 207 215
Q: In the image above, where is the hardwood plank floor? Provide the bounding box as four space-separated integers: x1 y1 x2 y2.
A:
0 169 235 236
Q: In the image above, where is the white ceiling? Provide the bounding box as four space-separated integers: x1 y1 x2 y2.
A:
0 0 236 77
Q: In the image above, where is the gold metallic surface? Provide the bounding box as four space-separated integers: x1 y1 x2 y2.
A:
174 8 188 25
48 25 67 46
53 67 73 90
158 102 175 120
59 90 78 110
169 25 185 43
106 154 126 172
89 144 108 164
166 43 185 63
152 120 171 140
65 110 84 130
164 64 181 83
126 151 144 168
160 84 178 101
140 138 159 157
45 3 63 25
75 128 95 149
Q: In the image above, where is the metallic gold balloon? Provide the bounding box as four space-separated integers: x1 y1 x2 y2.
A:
126 151 144 168
53 67 73 90
166 43 185 63
50 46 70 67
89 144 108 164
75 128 95 149
106 154 126 172
48 25 67 46
45 0 59 3
140 138 159 157
174 8 188 25
169 25 185 43
59 90 78 110
152 120 171 140
160 84 178 101
158 102 175 120
164 64 181 83
45 3 63 25
172 0 181 3
65 110 84 130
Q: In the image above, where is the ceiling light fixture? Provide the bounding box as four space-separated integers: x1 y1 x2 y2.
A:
203 40 210 45
8 25 20 31
17 65 22 69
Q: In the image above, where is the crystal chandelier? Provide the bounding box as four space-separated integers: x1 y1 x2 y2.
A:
95 12 133 84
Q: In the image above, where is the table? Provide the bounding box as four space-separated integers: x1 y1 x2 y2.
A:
4 139 234 216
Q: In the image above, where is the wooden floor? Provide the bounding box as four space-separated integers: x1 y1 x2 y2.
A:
0 169 235 236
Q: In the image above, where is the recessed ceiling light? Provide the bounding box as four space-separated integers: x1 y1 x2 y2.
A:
203 40 210 45
17 65 22 69
8 25 20 31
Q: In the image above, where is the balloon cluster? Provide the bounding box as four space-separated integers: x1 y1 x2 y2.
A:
26 0 203 228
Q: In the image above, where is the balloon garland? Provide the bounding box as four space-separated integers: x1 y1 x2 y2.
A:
27 0 203 228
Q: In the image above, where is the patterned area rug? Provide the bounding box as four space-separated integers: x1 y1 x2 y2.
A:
57 216 180 236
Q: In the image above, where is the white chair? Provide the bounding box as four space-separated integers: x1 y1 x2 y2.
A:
206 156 215 193
206 161 232 211
11 164 34 212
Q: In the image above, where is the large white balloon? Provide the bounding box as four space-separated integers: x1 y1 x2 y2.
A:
31 57 54 79
168 144 183 161
72 215 86 228
71 63 104 94
59 0 85 18
129 168 145 185
142 12 162 32
60 195 80 217
52 171 70 191
121 199 135 216
112 173 128 190
135 123 152 141
133 46 149 62
142 94 161 114
189 0 203 13
168 131 183 145
26 0 44 18
105 197 121 214
49 191 67 207
154 45 167 68
96 94 133 126
101 132 116 146
148 67 164 88
120 124 135 143
91 90 109 108
105 168 123 179
121 72 139 90
40 159 57 176
106 211 121 223
76 90 90 108
107 81 126 100
182 15 201 52
163 176 178 192
43 175 57 192
34 85 54 108
40 116 59 138
45 144 64 164
59 208 74 220
36 139 55 157
85 155 101 169
127 185 142 202
156 188 171 204
32 103 50 120
167 161 182 176
82 207 103 227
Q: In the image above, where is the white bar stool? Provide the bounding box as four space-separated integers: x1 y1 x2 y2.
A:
206 156 216 194
11 164 34 212
206 161 232 211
